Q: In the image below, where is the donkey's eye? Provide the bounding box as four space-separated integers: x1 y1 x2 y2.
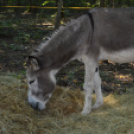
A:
29 80 35 84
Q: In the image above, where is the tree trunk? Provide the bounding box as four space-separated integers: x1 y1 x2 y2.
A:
18 0 20 13
100 0 105 7
56 0 64 18
113 0 114 8
118 0 121 7
56 0 58 6
55 0 63 29
61 0 64 18
5 0 7 13
91 0 96 5
29 0 32 12
126 0 130 6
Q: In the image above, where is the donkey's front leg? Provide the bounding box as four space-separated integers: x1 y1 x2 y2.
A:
81 58 97 115
92 68 103 109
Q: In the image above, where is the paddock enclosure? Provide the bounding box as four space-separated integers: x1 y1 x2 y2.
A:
1 1 134 133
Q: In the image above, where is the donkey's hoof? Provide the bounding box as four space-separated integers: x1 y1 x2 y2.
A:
92 101 103 109
81 109 91 115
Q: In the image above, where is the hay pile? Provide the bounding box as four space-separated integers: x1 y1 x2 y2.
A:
1 74 134 134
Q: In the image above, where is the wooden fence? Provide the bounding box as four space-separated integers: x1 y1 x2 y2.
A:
0 6 91 10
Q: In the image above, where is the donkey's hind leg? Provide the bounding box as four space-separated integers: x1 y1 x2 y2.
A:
92 68 103 109
81 57 97 115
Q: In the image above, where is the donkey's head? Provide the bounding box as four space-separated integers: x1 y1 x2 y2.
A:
26 56 56 110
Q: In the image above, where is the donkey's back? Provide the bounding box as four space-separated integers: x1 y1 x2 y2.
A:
88 8 134 64
77 8 134 114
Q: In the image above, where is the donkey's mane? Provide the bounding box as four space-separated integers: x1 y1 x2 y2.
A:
30 12 92 69
32 13 89 55
41 18 77 44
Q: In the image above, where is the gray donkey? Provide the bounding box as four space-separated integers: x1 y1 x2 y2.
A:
26 8 134 115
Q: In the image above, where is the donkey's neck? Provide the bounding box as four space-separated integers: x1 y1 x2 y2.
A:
32 14 92 70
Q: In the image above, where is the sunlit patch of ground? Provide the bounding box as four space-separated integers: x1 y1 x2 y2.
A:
1 74 134 134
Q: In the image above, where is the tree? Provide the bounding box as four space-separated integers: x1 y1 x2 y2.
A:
100 0 105 7
55 0 63 29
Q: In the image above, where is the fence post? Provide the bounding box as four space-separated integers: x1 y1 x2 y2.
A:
100 0 105 7
55 0 63 29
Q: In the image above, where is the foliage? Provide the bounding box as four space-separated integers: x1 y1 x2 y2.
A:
1 0 134 9
1 0 134 14
64 0 90 7
42 0 56 6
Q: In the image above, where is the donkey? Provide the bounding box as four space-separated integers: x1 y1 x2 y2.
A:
26 8 134 115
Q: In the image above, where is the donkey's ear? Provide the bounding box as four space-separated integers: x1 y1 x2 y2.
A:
29 56 40 71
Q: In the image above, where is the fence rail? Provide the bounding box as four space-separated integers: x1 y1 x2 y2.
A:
0 6 91 10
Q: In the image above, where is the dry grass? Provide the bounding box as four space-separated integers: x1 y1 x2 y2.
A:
1 74 134 134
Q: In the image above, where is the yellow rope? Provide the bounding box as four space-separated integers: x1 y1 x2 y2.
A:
0 6 91 10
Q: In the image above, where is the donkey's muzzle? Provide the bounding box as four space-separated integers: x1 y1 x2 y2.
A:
30 101 46 110
31 102 40 110
28 95 46 110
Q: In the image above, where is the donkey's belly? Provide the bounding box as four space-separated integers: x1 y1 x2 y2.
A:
99 48 134 63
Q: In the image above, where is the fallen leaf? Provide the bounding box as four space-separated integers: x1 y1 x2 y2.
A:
115 84 120 87
73 79 77 83
0 49 5 52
